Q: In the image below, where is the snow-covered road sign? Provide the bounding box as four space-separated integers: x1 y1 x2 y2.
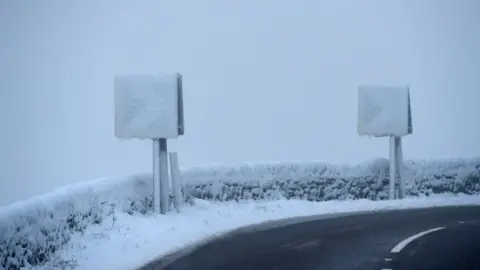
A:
114 72 184 215
357 85 412 137
114 73 184 139
357 85 413 200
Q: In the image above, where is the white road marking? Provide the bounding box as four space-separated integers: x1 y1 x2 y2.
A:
461 220 480 225
391 227 445 253
292 239 324 250
458 221 465 224
384 258 392 262
381 268 393 270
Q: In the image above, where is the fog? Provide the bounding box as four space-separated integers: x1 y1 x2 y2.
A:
1 0 479 206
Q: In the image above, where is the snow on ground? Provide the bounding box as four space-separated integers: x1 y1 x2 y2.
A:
36 194 480 270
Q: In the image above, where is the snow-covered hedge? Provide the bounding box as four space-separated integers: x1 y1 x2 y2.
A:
0 175 154 269
185 158 480 201
1 158 479 269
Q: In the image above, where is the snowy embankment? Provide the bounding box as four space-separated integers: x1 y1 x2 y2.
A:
1 158 480 270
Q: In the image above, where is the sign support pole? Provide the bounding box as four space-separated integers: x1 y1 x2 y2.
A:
159 138 169 214
152 139 161 214
389 136 397 200
395 137 406 199
153 138 170 214
169 152 183 213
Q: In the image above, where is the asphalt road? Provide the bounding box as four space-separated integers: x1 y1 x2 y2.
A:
392 220 480 270
139 205 480 270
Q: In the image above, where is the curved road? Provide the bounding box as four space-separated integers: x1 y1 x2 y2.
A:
140 206 480 270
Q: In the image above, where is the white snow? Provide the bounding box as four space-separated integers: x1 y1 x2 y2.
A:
357 85 411 137
114 73 180 139
36 194 480 270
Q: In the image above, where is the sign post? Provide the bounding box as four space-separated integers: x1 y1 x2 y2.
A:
389 136 397 200
152 139 161 213
114 73 184 214
395 137 406 198
169 152 184 213
153 138 170 214
357 85 412 200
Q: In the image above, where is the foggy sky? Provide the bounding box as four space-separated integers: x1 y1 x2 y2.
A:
1 0 479 206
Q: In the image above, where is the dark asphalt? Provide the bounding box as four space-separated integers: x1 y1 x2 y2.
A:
139 205 480 270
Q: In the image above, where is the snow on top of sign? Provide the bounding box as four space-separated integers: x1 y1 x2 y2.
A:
114 73 179 139
358 86 409 137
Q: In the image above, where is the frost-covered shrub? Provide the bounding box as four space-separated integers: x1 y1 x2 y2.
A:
0 193 110 269
453 166 480 194
0 174 154 270
183 158 480 202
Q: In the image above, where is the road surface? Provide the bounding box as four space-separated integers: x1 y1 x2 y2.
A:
139 205 480 270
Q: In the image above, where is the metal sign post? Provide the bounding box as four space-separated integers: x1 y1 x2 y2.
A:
357 85 412 200
169 152 183 213
115 72 185 214
395 137 406 199
153 138 170 214
158 138 169 214
153 139 161 213
389 136 397 200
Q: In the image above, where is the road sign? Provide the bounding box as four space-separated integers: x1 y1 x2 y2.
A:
114 73 184 139
114 73 184 214
358 85 412 137
357 85 412 200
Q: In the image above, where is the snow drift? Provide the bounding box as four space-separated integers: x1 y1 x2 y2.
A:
1 158 479 269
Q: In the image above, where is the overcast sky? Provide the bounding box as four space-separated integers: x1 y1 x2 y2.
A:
1 0 479 206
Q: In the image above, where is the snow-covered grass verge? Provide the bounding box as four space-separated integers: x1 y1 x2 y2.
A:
36 194 480 270
1 157 479 269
